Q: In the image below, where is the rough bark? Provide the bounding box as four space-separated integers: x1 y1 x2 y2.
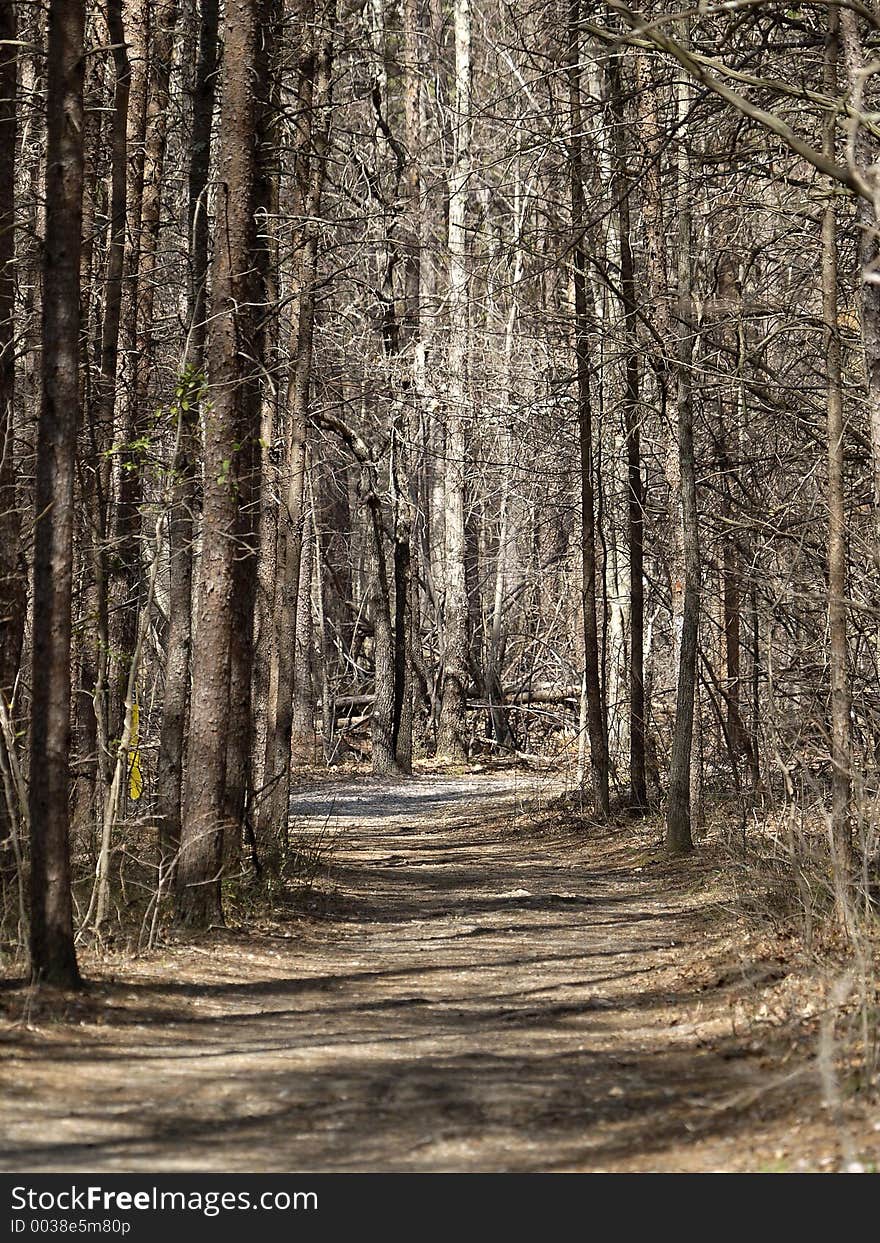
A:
157 0 220 865
291 513 317 764
108 0 149 748
823 11 853 883
569 0 609 815
0 2 24 871
178 0 259 928
436 0 471 761
250 0 283 809
259 0 333 837
665 36 699 855
29 0 86 986
609 55 647 809
838 9 880 570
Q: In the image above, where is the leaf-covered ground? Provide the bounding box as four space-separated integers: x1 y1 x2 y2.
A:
0 771 877 1172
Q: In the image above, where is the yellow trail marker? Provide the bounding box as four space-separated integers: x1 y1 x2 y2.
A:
128 700 143 802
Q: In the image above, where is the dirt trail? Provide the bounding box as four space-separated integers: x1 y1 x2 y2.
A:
0 772 863 1172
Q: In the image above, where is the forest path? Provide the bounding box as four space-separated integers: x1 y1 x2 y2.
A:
0 771 844 1172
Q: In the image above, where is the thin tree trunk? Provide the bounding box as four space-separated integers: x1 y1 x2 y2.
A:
70 48 106 851
840 8 880 572
634 52 687 813
29 0 86 986
88 0 131 817
400 0 424 759
436 0 471 761
0 3 24 876
391 418 413 773
823 10 853 884
368 465 400 776
259 0 333 835
108 0 149 748
568 0 609 815
136 0 178 423
291 511 316 764
223 0 280 869
250 0 283 812
665 41 699 854
310 480 334 759
609 56 647 809
156 0 219 865
131 0 178 844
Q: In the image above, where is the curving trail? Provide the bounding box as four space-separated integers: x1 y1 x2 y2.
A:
0 772 849 1172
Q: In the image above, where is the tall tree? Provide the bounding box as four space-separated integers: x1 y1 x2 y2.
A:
436 0 471 760
822 9 852 888
568 0 609 816
177 0 260 927
157 0 220 865
665 39 700 854
258 0 334 836
608 53 647 809
28 0 86 985
0 2 24 863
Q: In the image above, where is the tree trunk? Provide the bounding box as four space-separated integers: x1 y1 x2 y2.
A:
258 0 333 838
250 0 283 814
0 2 24 878
28 0 86 987
609 56 647 809
69 50 106 848
132 0 179 844
840 8 880 572
108 0 149 749
157 0 219 866
568 0 609 815
86 0 131 827
823 10 853 885
436 0 471 761
291 511 317 764
391 420 414 773
178 0 259 928
368 468 400 776
223 0 280 870
665 37 699 855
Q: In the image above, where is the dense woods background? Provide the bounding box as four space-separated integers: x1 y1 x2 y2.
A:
2 0 880 987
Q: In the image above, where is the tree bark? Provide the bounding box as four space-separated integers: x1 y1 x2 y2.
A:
291 510 317 764
178 0 259 928
834 10 880 574
609 55 647 809
568 0 609 815
665 33 699 855
250 0 283 813
108 0 149 749
223 0 280 868
29 0 86 986
0 2 24 875
368 465 400 776
157 0 219 866
436 0 471 761
258 0 333 837
822 10 853 883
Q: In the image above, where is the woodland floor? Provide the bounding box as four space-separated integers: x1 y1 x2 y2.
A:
1 768 879 1173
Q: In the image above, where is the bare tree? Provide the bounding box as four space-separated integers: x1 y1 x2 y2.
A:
28 0 86 985
568 0 609 815
437 0 472 761
177 0 260 928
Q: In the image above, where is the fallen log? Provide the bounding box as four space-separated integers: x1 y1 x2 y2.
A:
320 686 580 714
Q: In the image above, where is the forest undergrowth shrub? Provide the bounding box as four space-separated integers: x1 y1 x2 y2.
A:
0 805 342 968
715 785 880 1100
231 816 340 916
